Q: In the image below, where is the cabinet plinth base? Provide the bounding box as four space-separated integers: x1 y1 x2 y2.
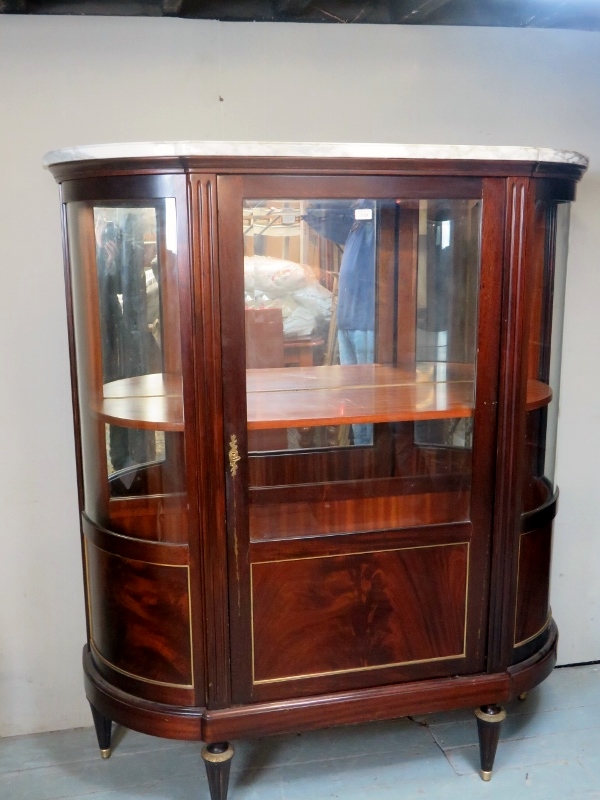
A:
82 620 557 745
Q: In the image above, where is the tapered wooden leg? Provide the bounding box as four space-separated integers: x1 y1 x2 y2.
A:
202 742 234 800
89 703 112 759
475 704 506 781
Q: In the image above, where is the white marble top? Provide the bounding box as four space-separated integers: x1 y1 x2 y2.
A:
42 141 589 168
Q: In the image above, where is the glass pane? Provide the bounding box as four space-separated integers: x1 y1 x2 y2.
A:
67 200 187 541
522 202 570 512
243 197 481 539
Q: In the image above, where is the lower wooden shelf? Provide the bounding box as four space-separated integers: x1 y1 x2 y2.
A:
92 373 184 431
91 365 552 432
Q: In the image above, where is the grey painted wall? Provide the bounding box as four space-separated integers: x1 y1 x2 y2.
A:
1 15 599 736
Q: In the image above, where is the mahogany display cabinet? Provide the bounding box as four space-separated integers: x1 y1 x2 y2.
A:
45 142 587 797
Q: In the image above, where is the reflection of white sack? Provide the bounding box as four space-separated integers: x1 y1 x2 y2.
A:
293 282 333 321
244 267 255 293
283 306 315 337
145 270 160 325
258 296 301 321
245 255 309 297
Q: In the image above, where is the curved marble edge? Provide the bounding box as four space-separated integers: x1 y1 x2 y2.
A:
42 141 589 168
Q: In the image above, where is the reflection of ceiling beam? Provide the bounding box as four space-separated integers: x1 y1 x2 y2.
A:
274 0 314 14
162 0 184 14
395 0 452 23
1 0 600 29
0 0 27 10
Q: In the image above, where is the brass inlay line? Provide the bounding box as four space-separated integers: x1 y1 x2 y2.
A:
187 566 195 689
463 540 470 657
514 613 552 649
90 641 194 689
84 540 195 689
84 514 189 552
253 652 466 685
252 539 470 566
84 538 189 568
513 529 552 648
250 540 470 684
513 532 523 646
83 537 93 644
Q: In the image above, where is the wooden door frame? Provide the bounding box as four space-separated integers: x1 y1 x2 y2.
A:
216 173 504 704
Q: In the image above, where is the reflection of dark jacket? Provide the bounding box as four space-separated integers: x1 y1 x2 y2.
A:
97 249 124 384
304 201 375 332
97 216 150 383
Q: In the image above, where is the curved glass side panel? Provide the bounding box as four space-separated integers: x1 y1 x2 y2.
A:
243 197 482 540
67 200 187 542
522 202 570 512
544 203 570 486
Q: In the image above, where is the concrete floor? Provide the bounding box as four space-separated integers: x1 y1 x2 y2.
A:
2 664 600 800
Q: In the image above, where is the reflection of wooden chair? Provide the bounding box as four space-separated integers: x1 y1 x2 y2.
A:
245 308 287 451
245 308 285 368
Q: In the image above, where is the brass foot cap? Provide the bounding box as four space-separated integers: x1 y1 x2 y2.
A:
100 748 111 760
201 744 234 764
480 770 492 782
518 692 528 701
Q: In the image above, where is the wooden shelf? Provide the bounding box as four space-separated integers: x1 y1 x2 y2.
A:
91 367 552 432
247 364 474 430
526 379 553 411
94 373 184 431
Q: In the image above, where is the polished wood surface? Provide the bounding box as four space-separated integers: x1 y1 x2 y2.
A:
82 622 558 742
251 543 468 683
247 363 472 427
525 380 552 411
90 367 551 431
250 490 470 540
514 522 553 647
486 176 534 673
94 373 184 431
85 541 193 696
107 494 188 543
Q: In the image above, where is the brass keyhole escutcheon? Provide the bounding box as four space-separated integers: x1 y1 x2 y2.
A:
228 434 241 477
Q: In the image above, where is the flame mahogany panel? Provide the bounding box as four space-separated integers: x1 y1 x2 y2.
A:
85 542 193 691
251 542 468 684
514 522 553 646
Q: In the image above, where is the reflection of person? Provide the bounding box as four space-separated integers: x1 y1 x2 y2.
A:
96 215 154 474
97 221 123 383
304 200 376 445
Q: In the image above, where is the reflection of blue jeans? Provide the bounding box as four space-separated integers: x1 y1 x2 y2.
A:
338 329 375 446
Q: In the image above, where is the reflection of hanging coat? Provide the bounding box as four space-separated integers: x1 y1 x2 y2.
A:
304 200 375 332
120 214 149 378
97 214 154 384
97 225 125 384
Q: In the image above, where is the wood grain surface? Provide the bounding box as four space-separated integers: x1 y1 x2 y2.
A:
251 542 469 683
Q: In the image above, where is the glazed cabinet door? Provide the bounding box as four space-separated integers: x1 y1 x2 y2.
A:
217 175 505 703
63 175 204 707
